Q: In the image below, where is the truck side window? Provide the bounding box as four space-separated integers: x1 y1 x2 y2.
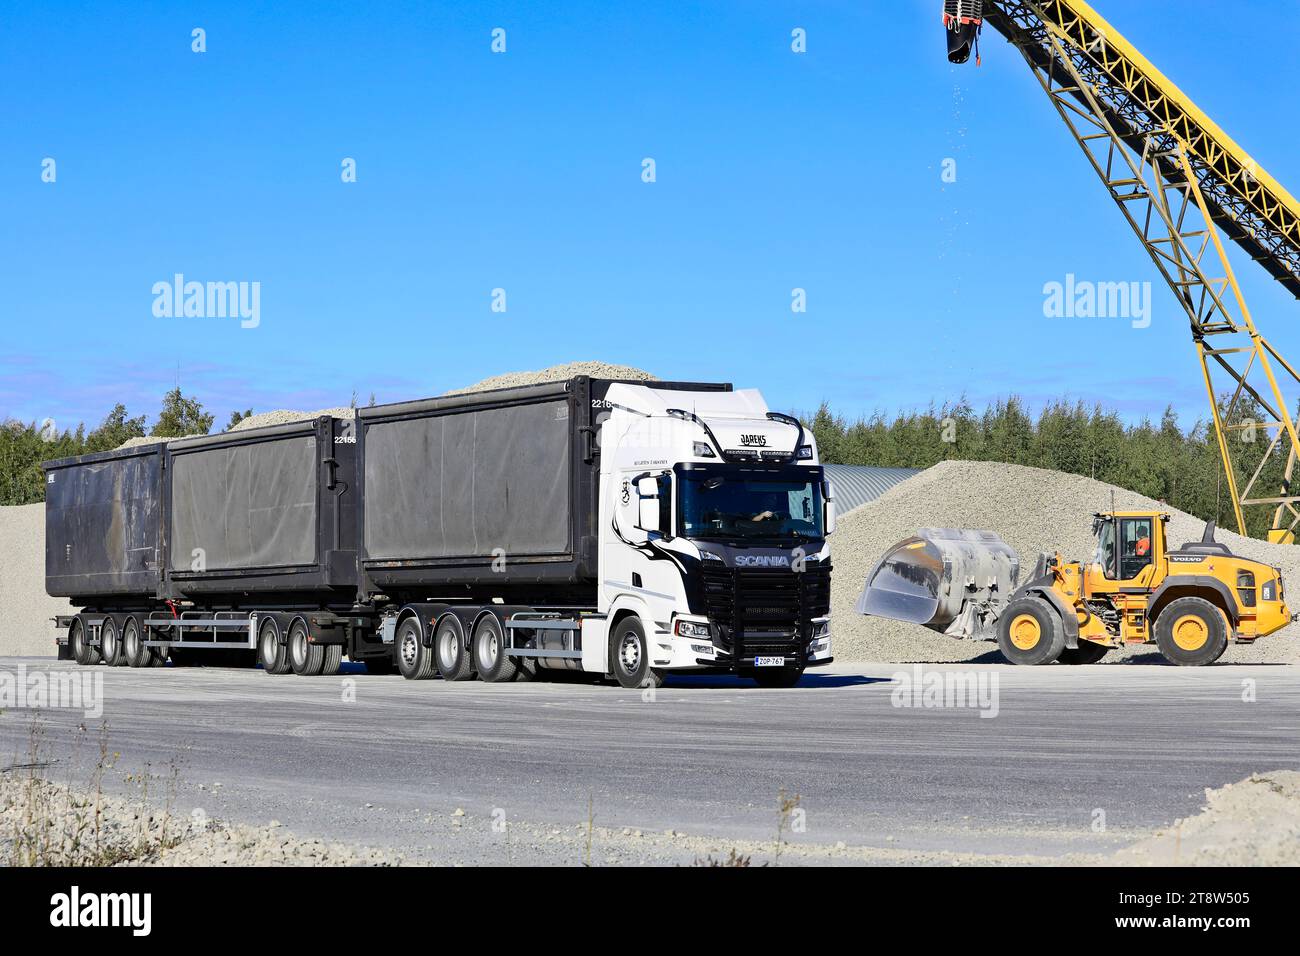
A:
657 474 672 538
1119 517 1153 580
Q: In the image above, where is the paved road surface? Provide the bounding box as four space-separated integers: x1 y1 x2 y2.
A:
1 657 1295 864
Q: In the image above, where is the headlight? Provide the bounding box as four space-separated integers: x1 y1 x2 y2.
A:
693 441 716 458
675 619 711 639
813 620 830 639
797 445 814 460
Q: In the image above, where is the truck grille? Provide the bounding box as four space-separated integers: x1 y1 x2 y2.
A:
701 563 831 661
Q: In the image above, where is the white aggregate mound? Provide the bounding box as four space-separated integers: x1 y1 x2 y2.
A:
829 460 1300 664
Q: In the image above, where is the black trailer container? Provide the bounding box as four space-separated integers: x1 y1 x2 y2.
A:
43 416 358 611
163 416 359 608
357 376 728 604
44 442 166 605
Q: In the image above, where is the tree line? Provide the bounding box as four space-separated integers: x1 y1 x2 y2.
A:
804 395 1290 540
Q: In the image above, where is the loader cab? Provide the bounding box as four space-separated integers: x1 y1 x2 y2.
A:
1087 511 1168 592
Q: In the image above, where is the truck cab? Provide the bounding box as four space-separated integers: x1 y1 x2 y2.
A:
597 384 835 687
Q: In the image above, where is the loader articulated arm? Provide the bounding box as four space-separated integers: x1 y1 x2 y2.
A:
959 0 1300 540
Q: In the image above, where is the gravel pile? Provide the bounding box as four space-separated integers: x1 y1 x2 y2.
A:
0 773 406 866
830 460 1300 664
445 361 655 394
1113 770 1300 865
0 504 66 657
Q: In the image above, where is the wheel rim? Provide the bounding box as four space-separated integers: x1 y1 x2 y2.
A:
399 629 419 669
260 628 277 664
1172 614 1209 651
123 622 138 659
438 627 459 668
1008 614 1041 651
477 627 498 670
618 631 641 673
102 623 117 659
291 629 307 667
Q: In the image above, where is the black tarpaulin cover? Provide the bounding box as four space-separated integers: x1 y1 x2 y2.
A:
169 437 318 571
45 451 162 594
363 400 570 561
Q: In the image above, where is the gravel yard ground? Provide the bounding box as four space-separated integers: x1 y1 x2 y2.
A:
2 658 1297 866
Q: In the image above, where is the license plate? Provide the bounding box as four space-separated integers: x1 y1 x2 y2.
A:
755 656 785 667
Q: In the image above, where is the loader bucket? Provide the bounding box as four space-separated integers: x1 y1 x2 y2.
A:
855 528 1020 636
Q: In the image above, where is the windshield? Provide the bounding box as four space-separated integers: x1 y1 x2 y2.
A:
678 472 823 541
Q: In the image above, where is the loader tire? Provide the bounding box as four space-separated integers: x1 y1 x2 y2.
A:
1154 597 1228 666
996 597 1066 666
1057 639 1110 665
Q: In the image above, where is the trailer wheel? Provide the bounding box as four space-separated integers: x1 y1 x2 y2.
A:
396 618 436 680
1057 639 1110 665
70 618 100 666
996 597 1065 665
1154 596 1229 666
435 616 475 682
258 619 292 675
472 615 518 683
122 617 155 668
609 617 664 689
288 620 326 676
100 617 127 667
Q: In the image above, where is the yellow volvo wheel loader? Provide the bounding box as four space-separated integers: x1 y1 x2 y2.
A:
856 513 1292 666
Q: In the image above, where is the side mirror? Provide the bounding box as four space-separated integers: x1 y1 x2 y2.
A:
634 473 673 540
823 479 836 536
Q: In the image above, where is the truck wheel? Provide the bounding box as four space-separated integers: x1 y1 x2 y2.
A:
472 615 518 683
435 616 475 681
70 618 100 666
396 618 436 680
122 617 153 668
1057 639 1110 665
258 619 292 675
1154 597 1229 666
753 666 805 688
996 597 1065 665
100 617 127 667
609 617 664 689
288 619 326 676
321 644 343 676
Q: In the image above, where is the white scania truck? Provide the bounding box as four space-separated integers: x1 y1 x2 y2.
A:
46 376 834 688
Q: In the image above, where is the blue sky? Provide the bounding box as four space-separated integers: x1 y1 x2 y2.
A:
2 1 1298 433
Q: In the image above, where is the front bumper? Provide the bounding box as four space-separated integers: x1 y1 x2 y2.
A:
666 614 832 671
